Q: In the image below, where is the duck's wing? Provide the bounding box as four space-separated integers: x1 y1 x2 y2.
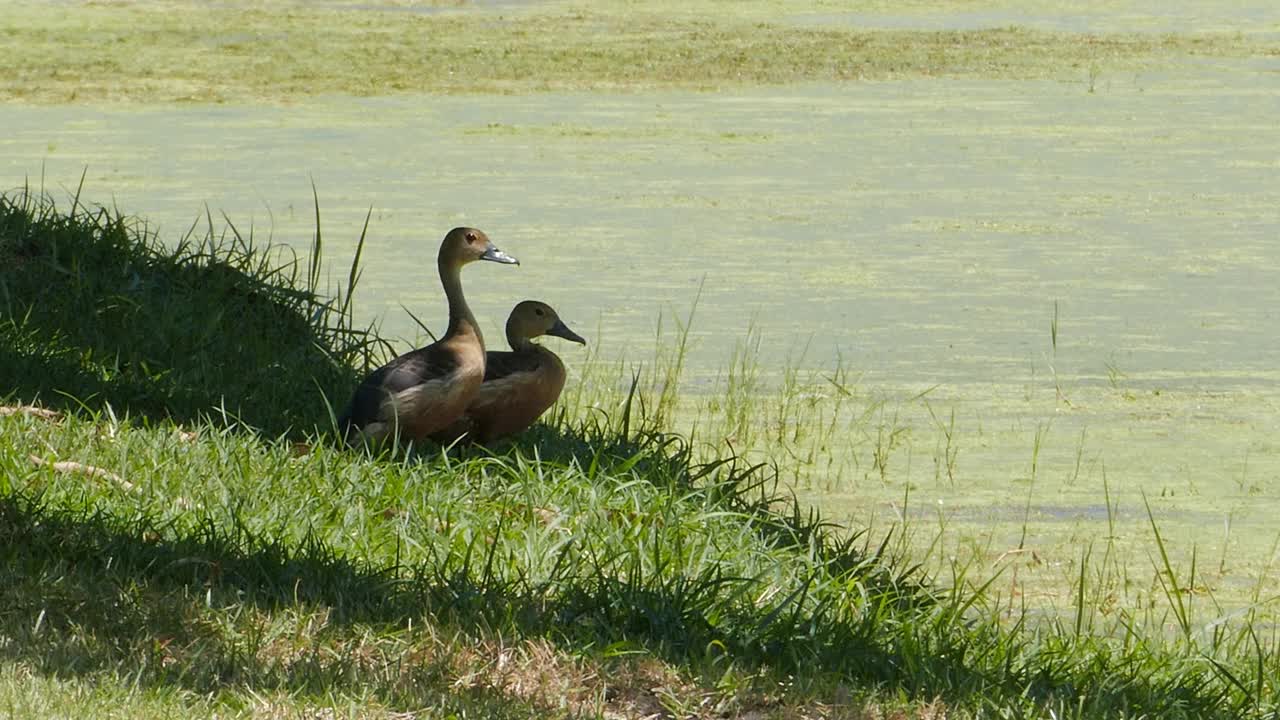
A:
483 350 543 382
379 345 462 394
340 345 461 435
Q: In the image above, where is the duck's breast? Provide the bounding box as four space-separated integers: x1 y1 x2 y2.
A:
469 348 566 441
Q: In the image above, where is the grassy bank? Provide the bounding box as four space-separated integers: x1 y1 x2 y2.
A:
0 180 377 437
2 188 1278 718
2 0 1275 104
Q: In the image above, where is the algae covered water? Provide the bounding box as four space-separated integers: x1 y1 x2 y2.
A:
3 49 1278 607
4 64 1276 386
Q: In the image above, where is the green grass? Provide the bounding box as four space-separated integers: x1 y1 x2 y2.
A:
1 0 1275 104
2 188 1279 718
0 178 379 438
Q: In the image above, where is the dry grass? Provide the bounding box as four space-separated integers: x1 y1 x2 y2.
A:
1 1 1272 104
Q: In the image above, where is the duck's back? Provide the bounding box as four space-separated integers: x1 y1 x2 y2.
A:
340 340 485 442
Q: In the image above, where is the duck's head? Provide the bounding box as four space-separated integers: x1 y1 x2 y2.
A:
439 227 519 268
507 300 586 348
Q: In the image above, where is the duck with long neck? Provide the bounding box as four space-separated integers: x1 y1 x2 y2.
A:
339 227 518 444
440 242 483 349
431 300 585 446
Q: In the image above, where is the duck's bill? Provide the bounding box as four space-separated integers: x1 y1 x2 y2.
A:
548 320 587 345
481 244 520 265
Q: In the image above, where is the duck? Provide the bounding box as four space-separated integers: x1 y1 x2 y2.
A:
338 227 518 444
431 300 585 446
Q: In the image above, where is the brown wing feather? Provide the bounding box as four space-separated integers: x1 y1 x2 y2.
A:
381 345 463 392
340 344 463 437
483 349 545 381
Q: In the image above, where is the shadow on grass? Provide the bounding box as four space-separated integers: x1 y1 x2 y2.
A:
0 488 913 714
0 467 1248 718
0 495 556 716
0 186 378 439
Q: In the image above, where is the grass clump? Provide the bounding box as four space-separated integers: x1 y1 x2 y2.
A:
1 188 1278 718
0 180 376 437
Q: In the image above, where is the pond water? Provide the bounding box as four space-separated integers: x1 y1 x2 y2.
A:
4 62 1276 387
3 56 1278 606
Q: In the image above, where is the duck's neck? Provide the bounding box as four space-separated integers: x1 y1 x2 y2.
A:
440 257 483 346
506 327 534 352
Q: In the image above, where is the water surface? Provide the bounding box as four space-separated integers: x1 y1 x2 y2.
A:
3 58 1278 606
4 63 1276 387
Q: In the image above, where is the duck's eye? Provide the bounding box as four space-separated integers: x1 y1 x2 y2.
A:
535 308 545 317
465 231 478 244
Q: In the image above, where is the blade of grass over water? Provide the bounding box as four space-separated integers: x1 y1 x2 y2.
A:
1 187 1278 718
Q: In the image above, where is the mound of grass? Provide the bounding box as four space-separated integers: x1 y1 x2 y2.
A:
1 189 1276 718
0 180 376 437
